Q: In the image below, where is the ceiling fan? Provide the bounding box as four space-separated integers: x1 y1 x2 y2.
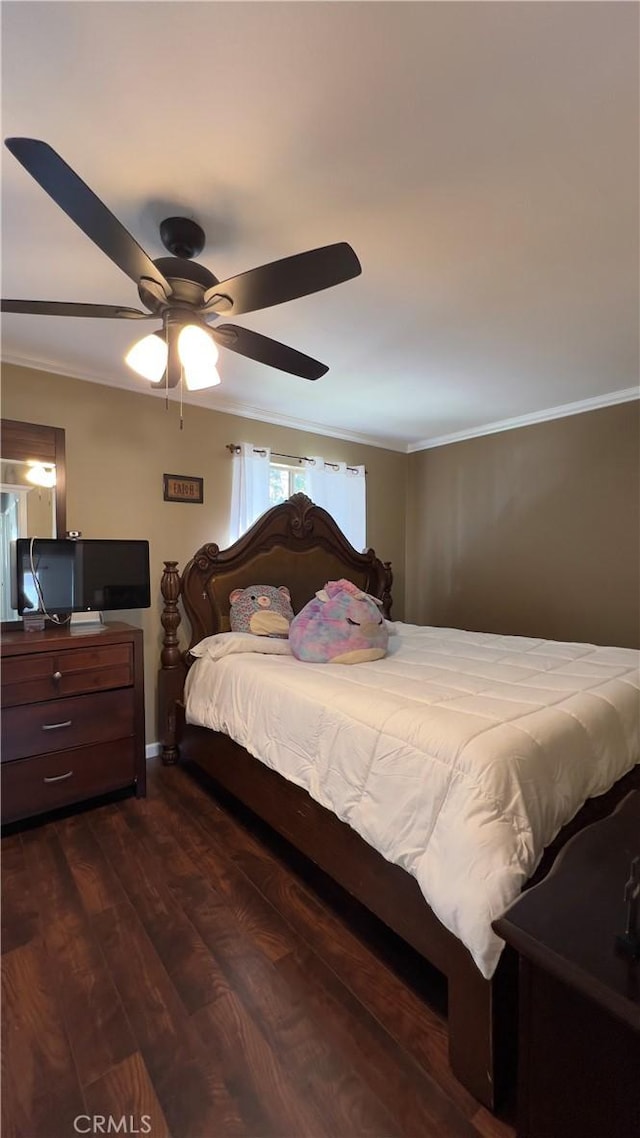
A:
1 137 362 390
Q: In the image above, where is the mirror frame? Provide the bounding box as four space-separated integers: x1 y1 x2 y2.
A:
1 418 67 628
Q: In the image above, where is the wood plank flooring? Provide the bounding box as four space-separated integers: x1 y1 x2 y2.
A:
2 759 515 1138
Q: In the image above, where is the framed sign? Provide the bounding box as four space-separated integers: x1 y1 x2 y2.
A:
163 473 204 504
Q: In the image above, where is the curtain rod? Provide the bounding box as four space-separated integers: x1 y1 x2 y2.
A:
226 444 364 474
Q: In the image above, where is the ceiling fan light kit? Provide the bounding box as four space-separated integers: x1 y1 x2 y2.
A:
126 319 221 392
1 138 362 415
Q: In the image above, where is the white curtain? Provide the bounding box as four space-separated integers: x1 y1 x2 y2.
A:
304 456 367 551
229 443 271 543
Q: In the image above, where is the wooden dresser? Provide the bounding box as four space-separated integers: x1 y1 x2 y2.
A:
1 621 146 824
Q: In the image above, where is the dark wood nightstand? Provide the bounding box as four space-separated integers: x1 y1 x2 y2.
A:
1 621 146 824
494 789 640 1138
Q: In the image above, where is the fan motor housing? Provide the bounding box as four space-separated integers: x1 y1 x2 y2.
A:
139 256 219 312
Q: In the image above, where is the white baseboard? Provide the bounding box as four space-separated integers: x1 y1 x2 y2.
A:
145 742 161 759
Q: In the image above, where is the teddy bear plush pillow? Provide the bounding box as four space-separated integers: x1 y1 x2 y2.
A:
229 585 294 638
289 578 388 663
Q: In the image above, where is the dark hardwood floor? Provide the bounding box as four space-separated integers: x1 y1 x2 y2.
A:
2 758 515 1138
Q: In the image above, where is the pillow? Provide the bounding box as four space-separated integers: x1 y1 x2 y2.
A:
229 584 294 638
190 632 293 661
289 578 389 664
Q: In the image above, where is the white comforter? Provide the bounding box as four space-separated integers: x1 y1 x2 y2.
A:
185 624 640 978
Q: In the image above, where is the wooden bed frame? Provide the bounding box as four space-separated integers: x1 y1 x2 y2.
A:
158 493 639 1111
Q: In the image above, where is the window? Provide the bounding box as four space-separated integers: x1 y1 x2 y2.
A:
229 443 366 551
268 462 308 506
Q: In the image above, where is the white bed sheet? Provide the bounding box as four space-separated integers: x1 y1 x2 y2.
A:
185 623 640 978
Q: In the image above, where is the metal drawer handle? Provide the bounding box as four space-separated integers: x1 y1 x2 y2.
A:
52 671 62 681
43 770 74 783
41 720 72 731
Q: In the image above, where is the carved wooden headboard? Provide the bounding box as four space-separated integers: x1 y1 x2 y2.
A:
161 493 393 653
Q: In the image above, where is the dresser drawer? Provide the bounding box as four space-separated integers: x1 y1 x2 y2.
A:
1 643 133 707
1 688 135 762
1 738 137 823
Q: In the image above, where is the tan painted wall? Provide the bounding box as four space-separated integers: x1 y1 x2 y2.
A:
1 363 407 744
406 401 640 648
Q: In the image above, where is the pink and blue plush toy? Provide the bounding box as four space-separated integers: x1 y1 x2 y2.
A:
289 578 388 664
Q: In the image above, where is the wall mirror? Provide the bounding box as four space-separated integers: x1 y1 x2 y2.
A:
1 419 67 624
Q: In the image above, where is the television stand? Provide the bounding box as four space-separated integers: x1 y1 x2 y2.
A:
1 621 146 824
70 610 104 630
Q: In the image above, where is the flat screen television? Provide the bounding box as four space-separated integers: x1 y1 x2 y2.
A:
13 538 151 616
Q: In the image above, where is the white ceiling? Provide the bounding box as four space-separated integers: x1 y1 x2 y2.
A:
1 1 638 452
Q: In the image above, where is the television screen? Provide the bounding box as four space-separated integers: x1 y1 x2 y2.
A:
14 538 151 615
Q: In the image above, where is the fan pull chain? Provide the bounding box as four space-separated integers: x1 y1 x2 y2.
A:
180 363 184 430
165 322 170 411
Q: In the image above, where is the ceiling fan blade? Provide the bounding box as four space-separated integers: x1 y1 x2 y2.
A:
5 138 171 298
201 242 361 316
1 299 153 319
211 323 328 380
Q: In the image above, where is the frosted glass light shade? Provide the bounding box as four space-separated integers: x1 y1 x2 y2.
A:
179 325 221 390
184 364 222 391
125 333 168 382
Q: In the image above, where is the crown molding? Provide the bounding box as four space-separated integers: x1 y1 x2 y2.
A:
3 352 637 456
407 388 640 452
202 392 405 451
